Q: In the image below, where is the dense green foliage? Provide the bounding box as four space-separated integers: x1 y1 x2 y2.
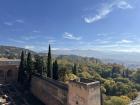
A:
72 63 77 75
55 55 140 104
18 51 26 84
17 45 140 104
26 52 34 85
52 60 59 80
34 55 44 75
104 96 130 105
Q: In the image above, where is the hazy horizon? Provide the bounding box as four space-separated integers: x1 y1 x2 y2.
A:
0 0 140 53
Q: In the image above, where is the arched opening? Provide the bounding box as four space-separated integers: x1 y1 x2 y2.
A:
7 70 13 77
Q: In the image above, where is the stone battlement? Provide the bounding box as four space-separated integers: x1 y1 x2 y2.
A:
31 76 101 105
71 78 100 86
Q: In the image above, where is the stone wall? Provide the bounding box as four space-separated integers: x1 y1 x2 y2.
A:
31 76 101 105
68 78 101 105
0 65 19 84
31 76 68 105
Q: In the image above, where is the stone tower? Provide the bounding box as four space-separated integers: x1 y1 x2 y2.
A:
68 78 101 105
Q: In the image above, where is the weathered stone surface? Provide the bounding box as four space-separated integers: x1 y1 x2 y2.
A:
0 58 19 84
31 76 68 105
68 78 101 105
0 65 19 84
31 77 101 105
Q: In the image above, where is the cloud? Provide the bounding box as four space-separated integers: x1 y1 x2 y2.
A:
4 22 13 26
117 1 133 9
25 45 35 50
48 40 56 44
117 39 133 44
84 5 112 23
97 32 114 37
4 19 24 26
15 19 24 23
63 32 82 40
22 35 39 40
9 39 25 43
84 0 133 23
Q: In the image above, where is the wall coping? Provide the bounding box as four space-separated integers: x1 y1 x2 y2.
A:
69 78 100 87
33 75 68 91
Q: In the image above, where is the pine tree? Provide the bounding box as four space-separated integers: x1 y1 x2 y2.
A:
53 60 59 80
18 51 25 84
72 63 77 75
26 52 33 85
47 44 52 78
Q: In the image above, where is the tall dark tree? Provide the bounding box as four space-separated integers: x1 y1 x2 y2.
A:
34 55 44 76
122 70 125 78
72 63 77 75
47 44 52 78
26 52 34 85
125 69 129 78
18 51 25 84
53 60 59 80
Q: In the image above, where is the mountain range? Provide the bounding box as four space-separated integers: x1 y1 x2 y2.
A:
49 50 140 69
0 45 140 69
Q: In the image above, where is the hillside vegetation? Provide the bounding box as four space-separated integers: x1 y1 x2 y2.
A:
1 45 140 105
0 45 35 59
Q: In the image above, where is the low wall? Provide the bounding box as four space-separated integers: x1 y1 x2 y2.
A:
31 76 68 105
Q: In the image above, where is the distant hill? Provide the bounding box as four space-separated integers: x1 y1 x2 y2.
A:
0 45 140 69
0 45 36 59
48 49 140 69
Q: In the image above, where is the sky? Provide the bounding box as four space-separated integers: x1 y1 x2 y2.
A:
0 0 140 52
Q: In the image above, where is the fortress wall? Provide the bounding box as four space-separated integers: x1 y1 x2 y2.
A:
68 79 101 105
0 65 19 84
31 76 68 105
31 76 101 105
68 81 89 105
87 83 101 105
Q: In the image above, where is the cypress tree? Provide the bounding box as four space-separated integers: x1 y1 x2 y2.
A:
126 68 129 78
122 70 125 78
52 62 55 79
26 52 33 85
72 63 77 75
53 60 59 80
47 44 52 78
18 51 25 84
